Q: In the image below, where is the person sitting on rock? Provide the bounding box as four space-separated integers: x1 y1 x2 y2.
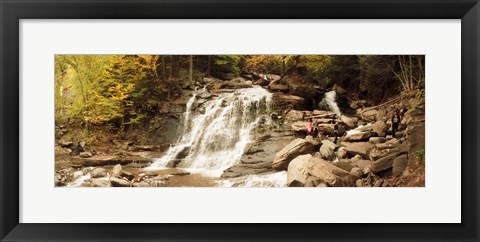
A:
306 118 313 136
333 120 340 144
391 109 401 137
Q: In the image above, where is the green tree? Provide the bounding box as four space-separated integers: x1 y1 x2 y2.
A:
211 55 243 77
55 55 109 133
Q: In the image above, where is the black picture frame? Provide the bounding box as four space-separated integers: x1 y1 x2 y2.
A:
1 0 479 241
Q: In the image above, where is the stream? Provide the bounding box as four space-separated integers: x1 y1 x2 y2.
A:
65 86 366 187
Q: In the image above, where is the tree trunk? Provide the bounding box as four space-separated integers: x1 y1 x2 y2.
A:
207 55 211 77
162 55 166 80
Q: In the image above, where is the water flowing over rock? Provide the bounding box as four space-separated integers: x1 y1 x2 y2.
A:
148 86 273 175
222 131 295 178
319 91 342 117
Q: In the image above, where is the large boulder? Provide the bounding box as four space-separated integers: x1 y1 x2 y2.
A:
110 177 130 187
344 131 375 142
333 161 354 172
319 140 337 161
322 139 338 150
268 76 289 92
283 75 316 99
406 122 425 163
369 137 387 144
371 120 388 137
369 148 392 160
341 142 374 160
287 154 311 187
175 146 191 159
272 93 306 110
272 138 319 171
197 91 212 99
111 164 122 178
319 145 334 161
361 109 378 122
350 159 372 171
266 74 282 82
304 176 325 187
340 115 357 129
222 133 295 178
291 121 307 132
337 147 348 159
269 84 289 92
312 110 337 119
79 151 93 158
306 157 356 187
392 154 408 176
91 179 112 187
371 146 408 173
305 135 320 146
286 110 312 122
317 123 345 136
90 168 107 178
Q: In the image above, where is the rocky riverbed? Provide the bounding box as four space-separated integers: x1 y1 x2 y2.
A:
55 73 425 187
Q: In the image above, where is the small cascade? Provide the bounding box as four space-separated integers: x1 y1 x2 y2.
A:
323 90 342 117
345 123 373 137
148 86 272 175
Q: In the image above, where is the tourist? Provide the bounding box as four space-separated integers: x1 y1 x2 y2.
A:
333 120 340 144
306 118 313 136
391 109 401 137
312 118 319 138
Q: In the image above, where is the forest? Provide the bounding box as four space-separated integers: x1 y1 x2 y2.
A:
55 55 425 188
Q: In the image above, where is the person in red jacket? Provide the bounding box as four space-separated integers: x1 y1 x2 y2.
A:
306 118 313 136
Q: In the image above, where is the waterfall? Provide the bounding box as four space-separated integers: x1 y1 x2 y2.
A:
323 90 342 117
148 86 272 175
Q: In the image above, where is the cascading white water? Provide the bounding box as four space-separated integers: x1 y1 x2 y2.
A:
345 123 372 137
148 86 272 175
324 90 342 117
